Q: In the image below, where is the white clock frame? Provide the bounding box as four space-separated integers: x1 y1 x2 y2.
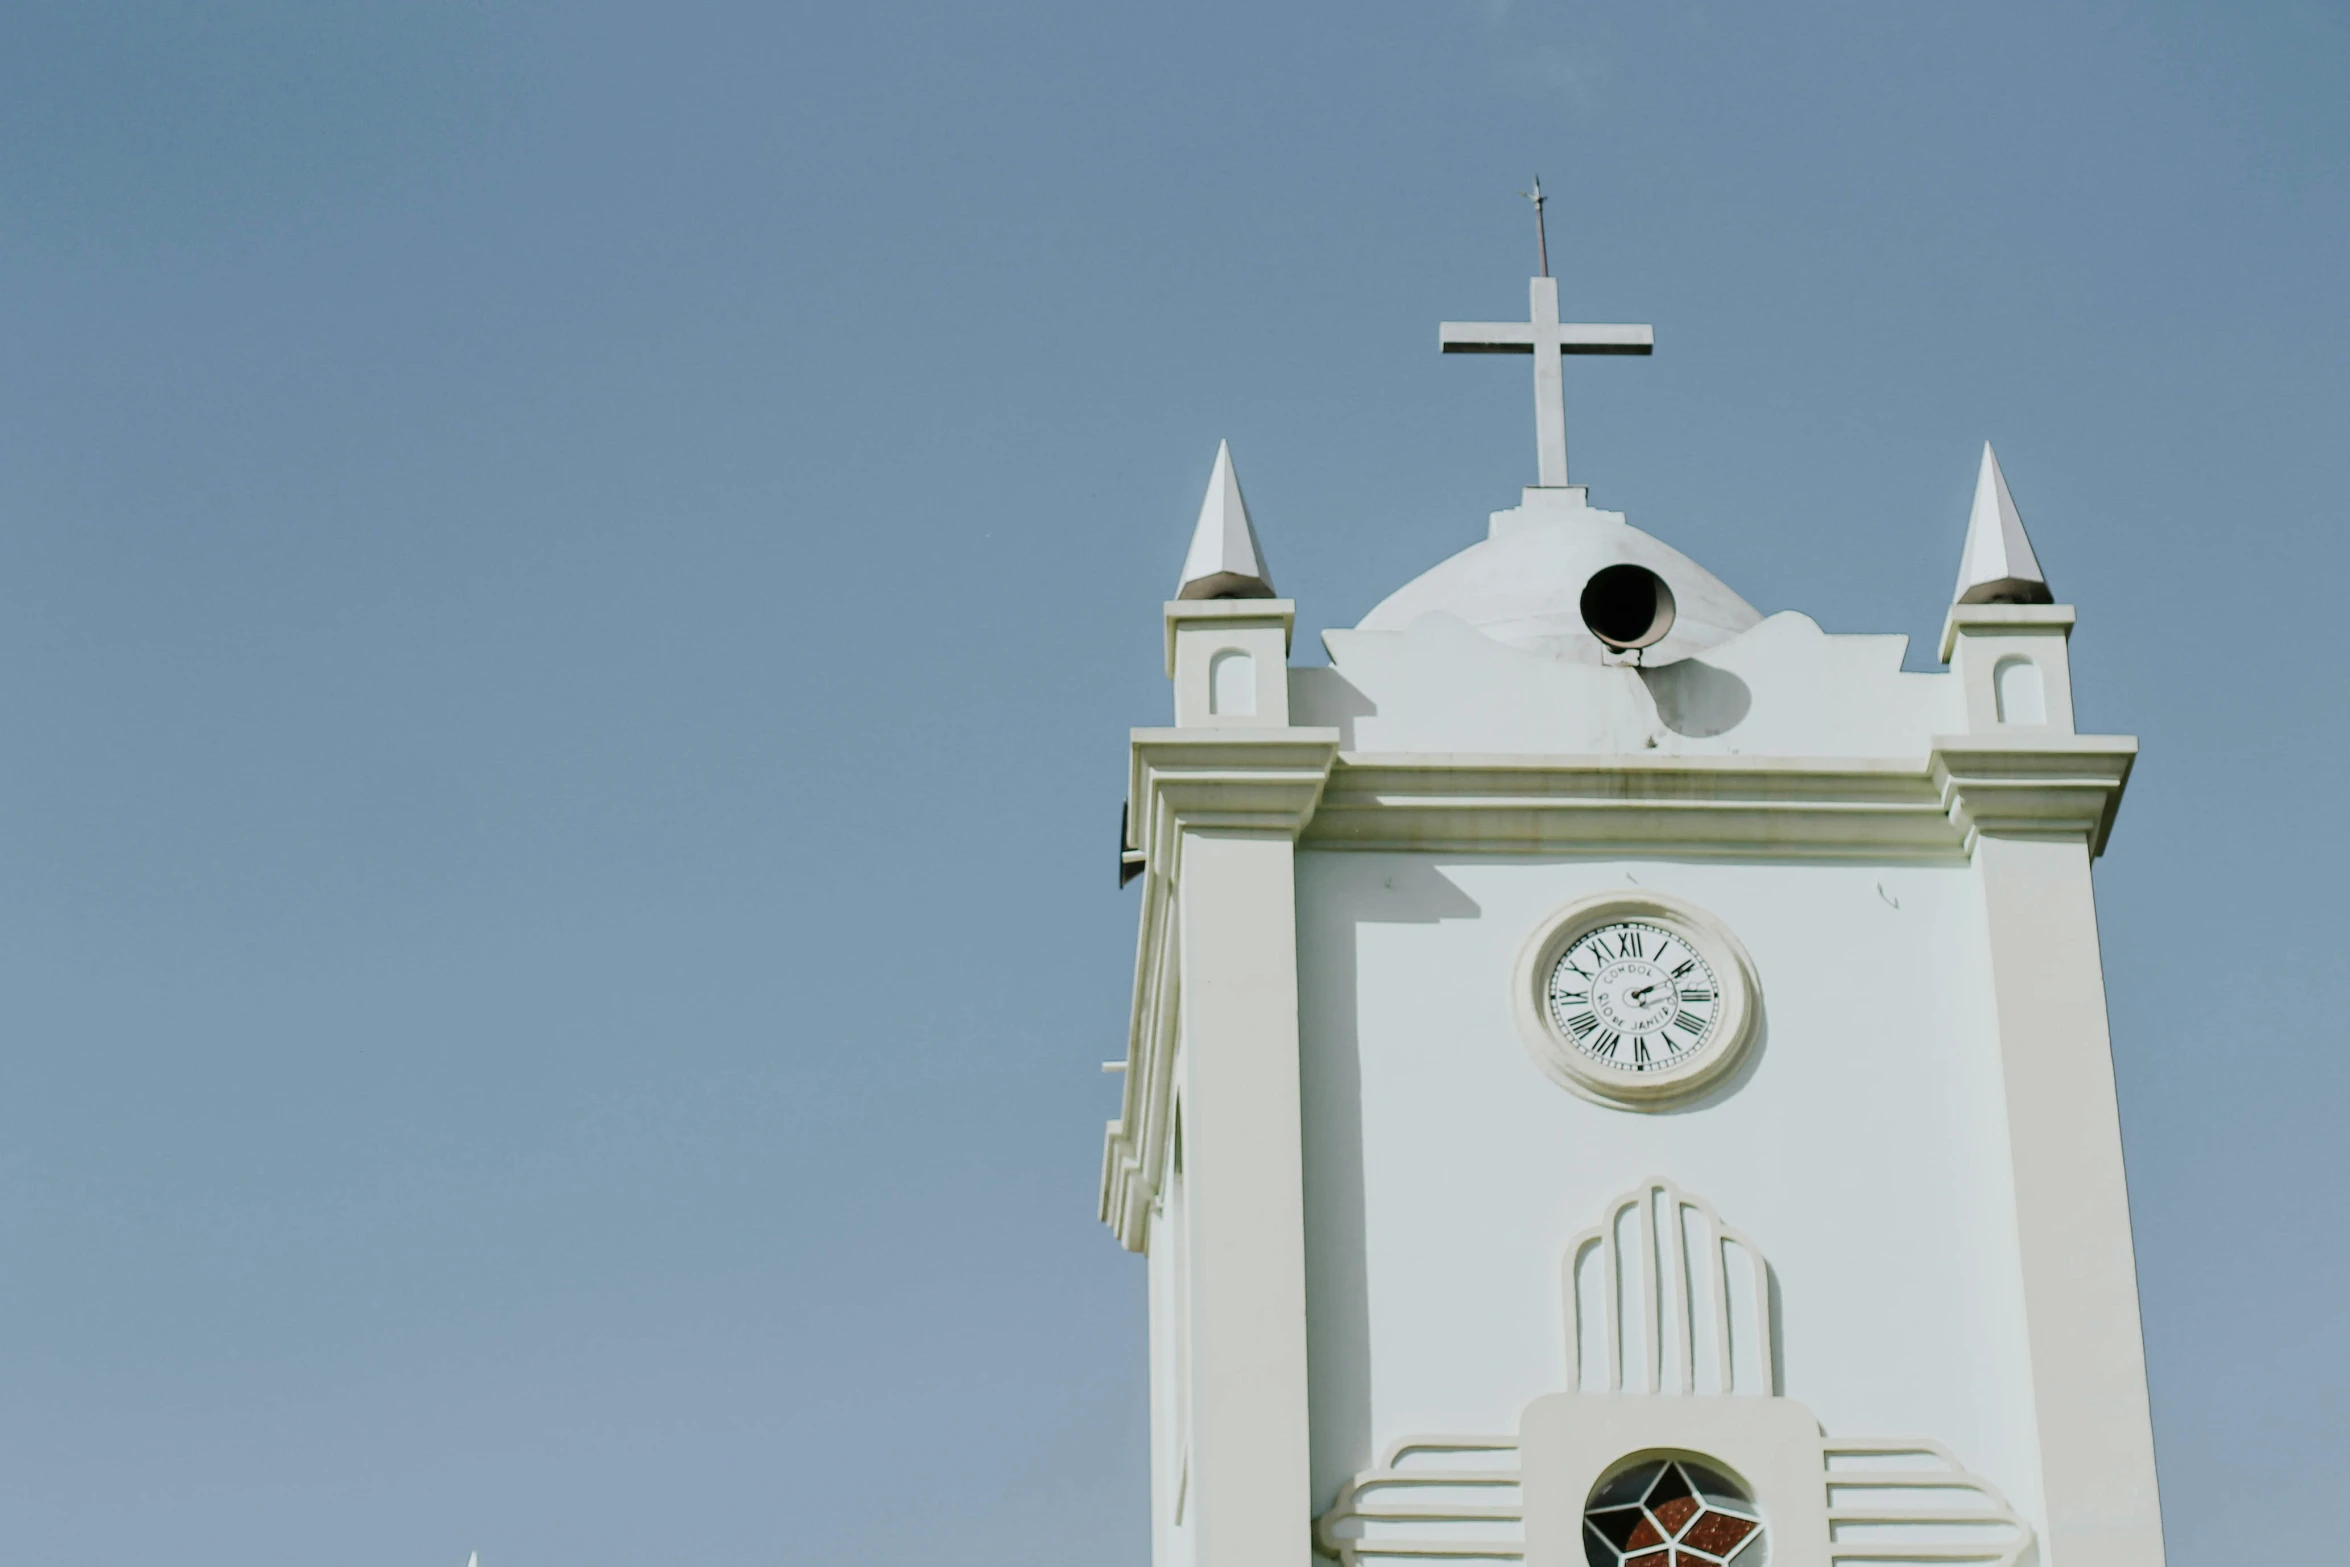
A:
1510 891 1762 1109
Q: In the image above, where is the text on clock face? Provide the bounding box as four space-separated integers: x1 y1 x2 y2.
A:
1545 920 1721 1073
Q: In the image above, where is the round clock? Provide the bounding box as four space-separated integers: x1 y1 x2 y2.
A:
1511 892 1760 1107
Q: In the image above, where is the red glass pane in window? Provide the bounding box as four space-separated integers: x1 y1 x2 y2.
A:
1652 1494 1701 1535
1681 1511 1758 1557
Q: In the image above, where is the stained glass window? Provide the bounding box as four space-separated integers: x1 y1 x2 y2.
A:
1583 1457 1764 1567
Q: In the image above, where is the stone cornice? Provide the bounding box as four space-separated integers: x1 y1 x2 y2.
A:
1125 729 1343 874
1308 752 1956 859
1931 735 2137 855
1293 742 2136 860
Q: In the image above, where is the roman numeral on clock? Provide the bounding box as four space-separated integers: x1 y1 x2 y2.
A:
1592 1031 1620 1058
1671 959 1695 979
1551 989 1587 1005
1565 1011 1599 1039
1679 987 1712 1003
1632 1037 1651 1065
1617 930 1643 958
1670 1012 1705 1035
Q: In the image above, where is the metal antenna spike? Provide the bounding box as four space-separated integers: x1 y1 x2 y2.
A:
1518 176 1551 278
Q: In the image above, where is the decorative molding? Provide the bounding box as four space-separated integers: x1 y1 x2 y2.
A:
1288 742 2134 861
1313 1438 1525 1566
1821 1438 2033 1567
1564 1178 1774 1396
1099 730 1340 1252
1930 736 2136 856
1313 1182 2037 1567
1938 602 2072 665
1098 867 1177 1250
1308 754 1960 861
1313 1435 2030 1566
1127 730 1342 872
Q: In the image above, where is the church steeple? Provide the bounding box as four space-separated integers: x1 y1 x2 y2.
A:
1952 441 2053 606
1175 440 1275 600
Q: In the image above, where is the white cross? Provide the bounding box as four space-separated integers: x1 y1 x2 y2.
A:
1441 277 1652 488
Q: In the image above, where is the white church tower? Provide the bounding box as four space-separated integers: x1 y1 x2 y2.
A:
1099 257 2165 1567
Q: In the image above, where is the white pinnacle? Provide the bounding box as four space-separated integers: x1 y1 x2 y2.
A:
1952 441 2051 606
1175 440 1275 600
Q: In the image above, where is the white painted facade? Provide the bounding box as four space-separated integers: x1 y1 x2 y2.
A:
1292 851 2037 1512
1104 378 2160 1567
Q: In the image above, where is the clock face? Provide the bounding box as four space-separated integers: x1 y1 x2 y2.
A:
1514 893 1758 1108
1544 920 1721 1075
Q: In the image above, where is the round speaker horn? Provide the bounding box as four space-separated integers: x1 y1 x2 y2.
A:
1580 564 1677 652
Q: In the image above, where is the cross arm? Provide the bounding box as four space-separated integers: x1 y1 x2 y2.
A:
1557 324 1654 356
1438 322 1654 356
1440 322 1536 355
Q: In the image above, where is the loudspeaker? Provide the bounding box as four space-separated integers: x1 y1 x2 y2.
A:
1580 564 1677 652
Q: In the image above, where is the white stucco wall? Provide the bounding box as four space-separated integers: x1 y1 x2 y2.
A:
1146 1113 1197 1567
1294 850 2046 1536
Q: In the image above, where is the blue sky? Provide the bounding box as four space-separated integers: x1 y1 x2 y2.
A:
0 3 2344 1562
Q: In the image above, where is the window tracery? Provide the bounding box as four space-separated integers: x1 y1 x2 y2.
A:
1584 1458 1763 1567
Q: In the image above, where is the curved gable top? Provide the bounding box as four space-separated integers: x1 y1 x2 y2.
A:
1356 488 1761 665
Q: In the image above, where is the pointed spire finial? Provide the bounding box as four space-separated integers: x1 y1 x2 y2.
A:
1952 442 2052 606
1175 440 1275 600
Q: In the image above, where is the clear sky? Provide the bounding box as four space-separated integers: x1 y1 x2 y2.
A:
1 3 2344 1563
